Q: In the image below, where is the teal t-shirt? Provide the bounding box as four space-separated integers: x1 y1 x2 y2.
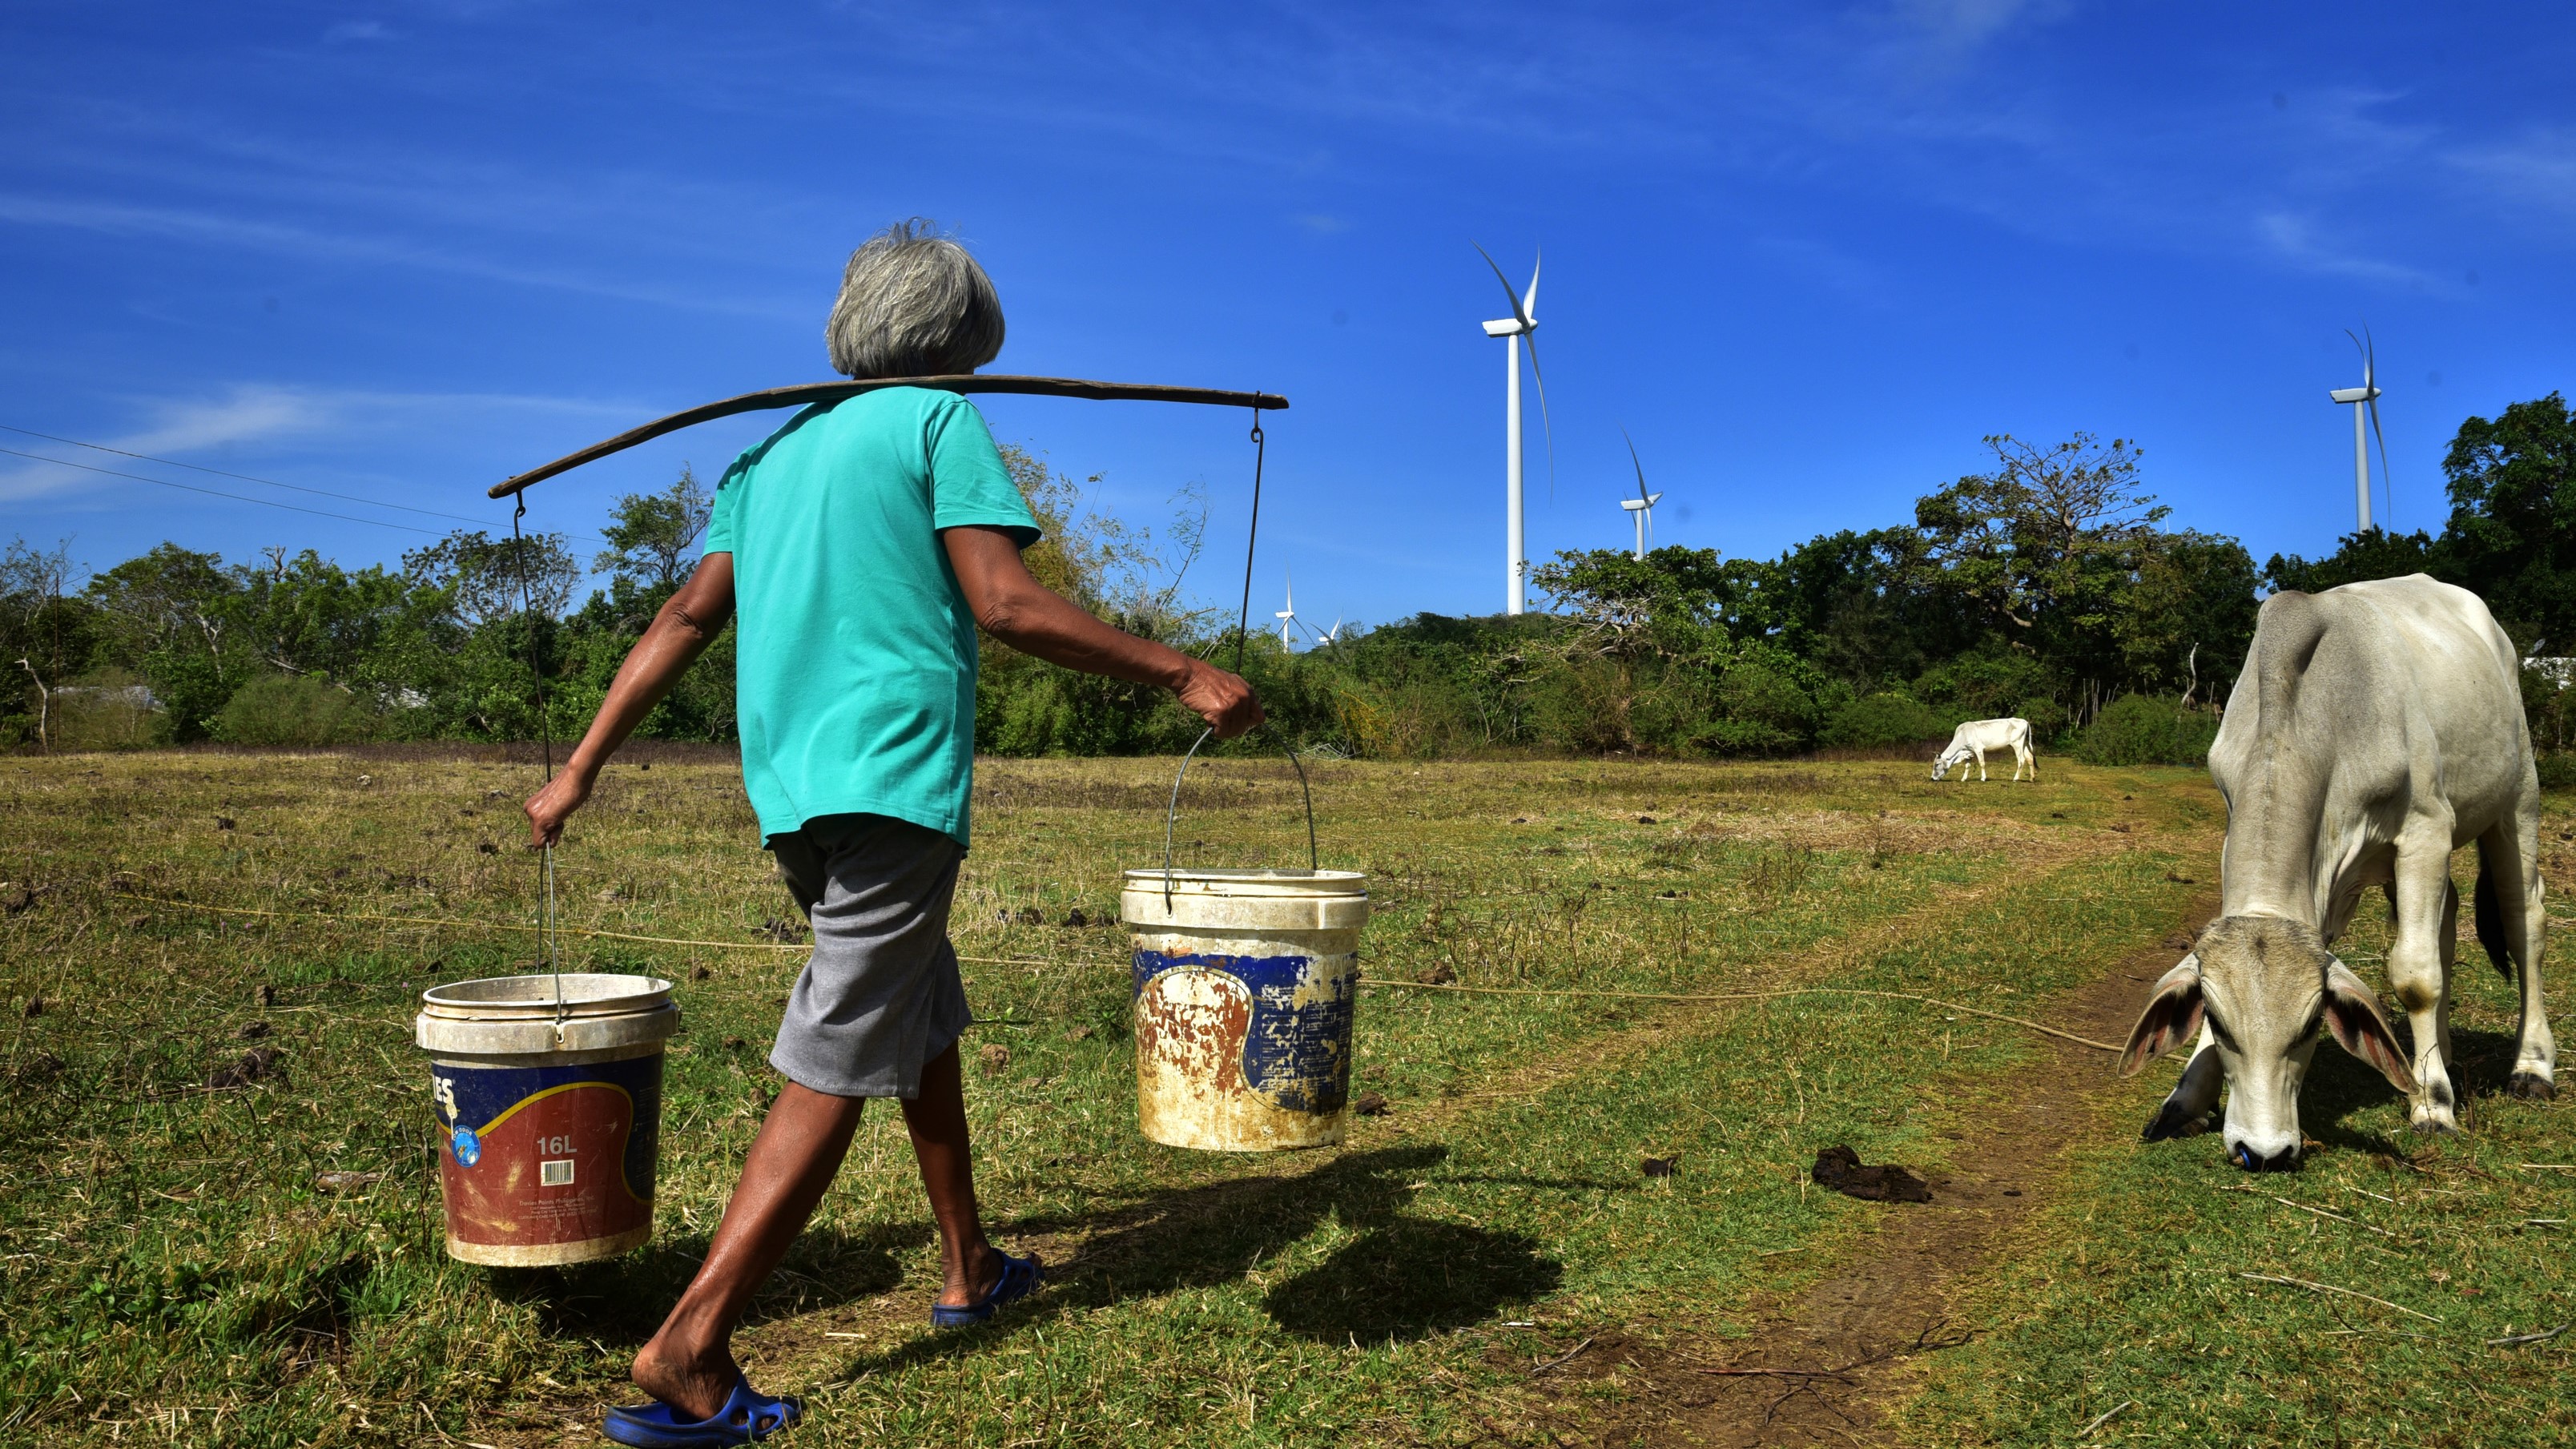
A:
701 388 1038 847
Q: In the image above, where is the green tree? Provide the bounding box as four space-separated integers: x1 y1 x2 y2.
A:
1 537 97 748
83 545 247 740
594 467 714 598
2261 527 2439 598
2437 391 2576 646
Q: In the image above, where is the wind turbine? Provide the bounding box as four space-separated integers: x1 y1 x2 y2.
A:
1475 244 1556 615
2327 326 2393 533
1618 428 1664 561
1318 616 1342 646
1275 570 1301 647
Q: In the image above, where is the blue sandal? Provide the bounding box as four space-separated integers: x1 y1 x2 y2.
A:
603 1376 803 1446
930 1250 1044 1329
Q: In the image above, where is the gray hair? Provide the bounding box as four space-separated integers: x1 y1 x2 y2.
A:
824 219 1005 379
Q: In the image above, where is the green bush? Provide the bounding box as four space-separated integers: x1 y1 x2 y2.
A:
1717 654 1820 738
2076 694 2218 767
211 674 381 747
2014 696 2070 742
50 668 164 750
2536 751 2576 790
1820 692 1948 749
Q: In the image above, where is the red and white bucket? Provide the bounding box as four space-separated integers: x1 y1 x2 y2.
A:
417 973 678 1266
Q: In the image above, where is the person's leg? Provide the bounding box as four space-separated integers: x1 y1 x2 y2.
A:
630 1083 867 1419
897 1039 1009 1307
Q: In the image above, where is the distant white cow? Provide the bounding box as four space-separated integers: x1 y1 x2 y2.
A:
1931 718 2035 782
2121 575 2556 1173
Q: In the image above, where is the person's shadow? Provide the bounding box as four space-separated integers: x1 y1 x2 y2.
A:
845 1144 1576 1373
490 1144 1582 1354
489 1219 931 1344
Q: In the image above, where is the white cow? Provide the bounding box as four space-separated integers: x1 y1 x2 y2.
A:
2121 575 2556 1172
1931 717 2035 782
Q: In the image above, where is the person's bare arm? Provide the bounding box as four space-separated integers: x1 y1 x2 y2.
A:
941 525 1262 738
525 553 736 846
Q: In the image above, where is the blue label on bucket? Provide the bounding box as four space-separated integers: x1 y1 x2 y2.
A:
451 1125 481 1166
1133 949 1354 1113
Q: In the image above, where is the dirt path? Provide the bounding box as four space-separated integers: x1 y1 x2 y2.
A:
1524 888 2220 1447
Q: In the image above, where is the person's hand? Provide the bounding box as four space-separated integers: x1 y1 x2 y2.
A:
1177 660 1263 739
525 770 595 848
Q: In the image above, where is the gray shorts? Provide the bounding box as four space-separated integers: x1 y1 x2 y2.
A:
767 814 971 1100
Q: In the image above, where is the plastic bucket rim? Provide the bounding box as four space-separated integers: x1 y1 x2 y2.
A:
420 972 675 1019
1121 867 1366 891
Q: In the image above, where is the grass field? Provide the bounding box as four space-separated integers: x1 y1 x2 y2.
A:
1 748 2568 1447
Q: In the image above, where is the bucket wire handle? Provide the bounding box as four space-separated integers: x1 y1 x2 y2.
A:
1159 726 1320 912
1158 402 1318 913
511 494 567 1043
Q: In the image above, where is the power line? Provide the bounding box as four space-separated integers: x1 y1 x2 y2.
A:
1 446 453 537
0 421 614 546
0 421 496 526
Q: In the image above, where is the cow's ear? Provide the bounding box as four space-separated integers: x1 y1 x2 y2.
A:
2324 960 2419 1094
2119 956 2205 1077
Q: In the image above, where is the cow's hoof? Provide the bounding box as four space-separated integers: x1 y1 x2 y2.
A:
2509 1070 2558 1102
2142 1101 2219 1141
2406 1109 2461 1136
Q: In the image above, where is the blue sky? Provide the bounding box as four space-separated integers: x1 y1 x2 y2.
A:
5 2 2572 634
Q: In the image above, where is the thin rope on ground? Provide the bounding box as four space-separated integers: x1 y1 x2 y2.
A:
1360 976 2123 1053
115 894 1060 967
119 893 2123 1050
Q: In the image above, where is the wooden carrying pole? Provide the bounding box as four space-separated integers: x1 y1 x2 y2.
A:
489 376 1292 499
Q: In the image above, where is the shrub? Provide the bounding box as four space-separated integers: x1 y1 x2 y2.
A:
211 674 381 747
1690 717 1802 758
1914 651 2051 721
2537 752 2576 790
1820 692 1948 749
2015 696 2070 742
50 668 163 750
1717 654 1820 739
2076 694 2218 767
1527 658 1636 754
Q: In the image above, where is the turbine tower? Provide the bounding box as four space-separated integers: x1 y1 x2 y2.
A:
1475 244 1554 615
1619 428 1664 561
1275 570 1301 647
2327 326 2392 533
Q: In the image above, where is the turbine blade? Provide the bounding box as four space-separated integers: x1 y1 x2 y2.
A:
1524 331 1558 501
2365 323 2376 391
1472 243 1533 328
1523 251 1540 320
2368 395 2393 531
1621 426 1648 505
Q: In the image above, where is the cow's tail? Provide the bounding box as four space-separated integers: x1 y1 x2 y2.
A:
2474 837 2514 981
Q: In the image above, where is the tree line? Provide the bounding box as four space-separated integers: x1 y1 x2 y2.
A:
6 395 2571 764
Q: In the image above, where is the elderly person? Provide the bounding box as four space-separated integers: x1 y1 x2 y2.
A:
526 219 1261 1446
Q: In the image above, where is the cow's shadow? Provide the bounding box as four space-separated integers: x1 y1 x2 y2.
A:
2302 1023 2531 1154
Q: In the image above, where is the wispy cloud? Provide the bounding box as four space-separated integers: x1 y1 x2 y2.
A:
2254 211 2447 291
2445 126 2576 216
0 385 642 505
0 191 800 318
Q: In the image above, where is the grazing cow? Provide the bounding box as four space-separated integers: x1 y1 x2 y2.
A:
2120 575 2556 1172
1932 717 2035 782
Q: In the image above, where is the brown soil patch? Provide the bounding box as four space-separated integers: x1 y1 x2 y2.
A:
1524 888 2220 1448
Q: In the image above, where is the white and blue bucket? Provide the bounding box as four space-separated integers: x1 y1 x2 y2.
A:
1120 867 1371 1151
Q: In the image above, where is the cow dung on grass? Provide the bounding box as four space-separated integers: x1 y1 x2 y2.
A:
1812 1145 1930 1202
207 1047 285 1090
